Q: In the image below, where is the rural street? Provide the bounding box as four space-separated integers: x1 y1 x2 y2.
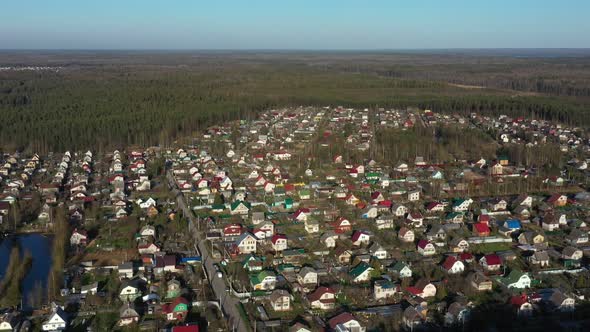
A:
166 170 247 332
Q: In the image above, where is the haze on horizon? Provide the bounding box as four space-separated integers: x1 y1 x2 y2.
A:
1 0 589 50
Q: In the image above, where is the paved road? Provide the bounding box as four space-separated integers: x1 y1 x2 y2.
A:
166 170 248 332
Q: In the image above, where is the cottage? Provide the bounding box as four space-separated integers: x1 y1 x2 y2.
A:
374 280 397 300
500 270 531 289
398 227 415 243
442 256 465 274
349 262 374 283
417 240 436 256
297 267 318 286
70 229 88 246
42 306 68 331
118 303 140 327
547 194 567 207
269 289 291 312
162 297 189 321
328 312 365 332
271 234 288 252
235 232 258 254
390 261 412 278
467 272 492 291
250 270 277 290
480 254 502 272
308 286 336 310
351 230 371 246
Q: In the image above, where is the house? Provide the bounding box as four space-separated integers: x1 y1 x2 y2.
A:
230 200 251 215
119 279 142 302
406 212 424 228
242 255 265 272
70 229 88 246
566 229 588 245
406 280 436 298
140 225 156 237
489 198 508 211
392 203 408 217
328 312 366 332
546 194 567 207
529 251 550 267
417 240 436 256
467 272 492 291
542 214 561 231
361 206 379 219
510 294 534 316
335 248 353 264
297 267 318 286
504 219 522 231
426 225 447 242
138 243 160 255
250 270 277 290
332 217 352 234
445 302 470 326
480 254 502 272
118 303 140 326
349 262 374 283
81 282 99 295
304 219 319 234
445 212 464 224
562 246 583 261
271 234 288 252
500 270 531 289
374 280 397 300
252 211 265 225
223 223 244 241
452 198 473 212
269 289 291 312
351 230 371 246
513 195 533 208
320 232 338 248
450 238 470 253
442 256 465 274
543 289 576 312
490 162 503 175
308 286 336 310
162 297 189 321
426 201 445 213
369 242 388 259
0 312 20 331
375 214 394 229
166 280 182 299
408 190 421 202
42 305 68 331
235 232 258 254
390 261 412 278
118 262 135 279
403 306 426 330
518 232 545 246
398 227 415 243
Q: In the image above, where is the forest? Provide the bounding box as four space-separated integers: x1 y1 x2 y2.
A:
0 51 589 152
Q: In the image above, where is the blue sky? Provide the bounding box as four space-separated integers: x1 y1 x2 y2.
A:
1 0 588 49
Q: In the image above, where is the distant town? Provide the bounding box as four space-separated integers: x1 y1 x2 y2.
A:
1 106 589 332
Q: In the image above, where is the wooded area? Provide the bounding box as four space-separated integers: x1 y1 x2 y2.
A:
0 51 589 152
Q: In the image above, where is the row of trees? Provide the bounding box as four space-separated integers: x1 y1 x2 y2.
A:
0 245 33 307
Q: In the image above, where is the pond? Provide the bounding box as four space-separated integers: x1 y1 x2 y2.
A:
0 233 53 308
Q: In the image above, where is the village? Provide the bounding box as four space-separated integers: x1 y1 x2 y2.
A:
0 106 590 332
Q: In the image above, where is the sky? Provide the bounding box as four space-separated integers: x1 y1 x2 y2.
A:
1 0 589 50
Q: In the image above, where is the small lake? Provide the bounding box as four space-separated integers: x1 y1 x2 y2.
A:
0 233 53 308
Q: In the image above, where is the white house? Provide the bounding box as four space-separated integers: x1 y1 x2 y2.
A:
42 306 68 331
